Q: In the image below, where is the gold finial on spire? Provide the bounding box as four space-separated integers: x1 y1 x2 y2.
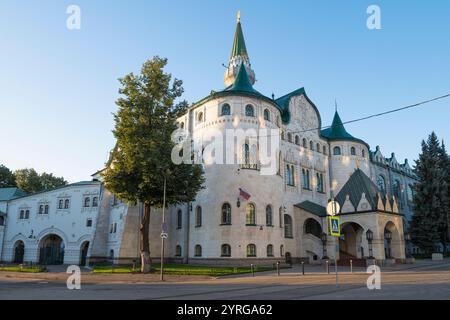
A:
237 10 241 22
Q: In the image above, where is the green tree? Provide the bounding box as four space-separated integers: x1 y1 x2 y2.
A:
437 141 450 254
102 57 204 273
410 132 446 255
15 168 67 193
0 164 16 188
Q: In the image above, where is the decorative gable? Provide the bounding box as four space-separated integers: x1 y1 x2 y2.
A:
341 195 355 213
357 192 372 212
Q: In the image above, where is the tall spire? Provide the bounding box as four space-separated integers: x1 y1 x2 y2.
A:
224 11 255 87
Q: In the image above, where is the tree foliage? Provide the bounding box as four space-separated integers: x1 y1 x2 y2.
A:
410 132 450 254
102 56 204 272
14 168 67 194
0 164 16 188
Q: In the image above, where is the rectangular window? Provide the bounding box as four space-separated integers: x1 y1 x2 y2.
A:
86 219 92 227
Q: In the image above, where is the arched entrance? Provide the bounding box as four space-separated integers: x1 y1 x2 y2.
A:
39 234 65 265
13 240 25 263
339 222 364 264
384 221 402 259
80 241 89 266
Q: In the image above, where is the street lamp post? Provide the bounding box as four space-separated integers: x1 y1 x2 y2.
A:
366 229 374 259
404 232 411 258
321 232 329 259
385 230 392 259
160 176 167 281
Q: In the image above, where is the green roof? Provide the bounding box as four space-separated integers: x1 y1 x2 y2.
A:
0 188 27 201
320 111 370 147
224 62 260 95
230 21 248 59
320 111 355 140
294 201 327 217
335 169 384 211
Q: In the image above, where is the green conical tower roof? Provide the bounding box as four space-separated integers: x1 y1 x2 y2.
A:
321 111 355 140
225 62 259 94
230 14 248 59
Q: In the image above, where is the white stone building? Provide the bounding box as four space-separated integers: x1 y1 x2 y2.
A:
0 15 417 266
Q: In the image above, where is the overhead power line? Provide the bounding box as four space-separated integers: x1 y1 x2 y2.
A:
259 93 450 137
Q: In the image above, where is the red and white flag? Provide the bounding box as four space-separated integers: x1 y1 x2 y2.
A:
239 188 251 201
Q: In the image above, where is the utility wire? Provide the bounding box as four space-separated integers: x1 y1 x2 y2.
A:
257 93 450 138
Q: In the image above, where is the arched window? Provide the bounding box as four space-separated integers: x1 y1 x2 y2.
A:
39 205 44 214
58 199 63 209
180 122 185 129
84 197 90 207
0 216 4 226
393 180 401 198
92 197 98 207
221 244 231 257
276 115 280 127
177 210 182 229
194 245 202 257
285 164 295 186
333 146 341 155
281 131 285 140
287 133 292 143
44 205 49 214
25 210 30 219
317 143 321 153
280 245 284 257
246 203 256 225
247 244 257 257
323 145 327 155
302 169 310 189
175 245 182 257
377 175 386 193
221 203 232 225
245 104 255 117
310 141 314 150
279 207 283 228
304 218 322 238
195 206 202 227
19 210 24 219
302 138 307 148
197 111 204 123
316 173 324 193
242 143 250 165
109 249 114 259
221 103 231 116
267 244 274 257
351 146 356 156
407 184 414 201
362 149 365 158
263 109 270 121
266 205 273 226
295 135 300 145
64 199 70 209
284 214 293 238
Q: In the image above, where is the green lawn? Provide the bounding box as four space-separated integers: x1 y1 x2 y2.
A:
92 263 283 276
0 266 47 273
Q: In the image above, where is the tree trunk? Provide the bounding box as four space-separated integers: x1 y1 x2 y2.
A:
140 203 152 273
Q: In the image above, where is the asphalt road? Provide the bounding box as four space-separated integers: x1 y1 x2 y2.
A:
1 260 450 300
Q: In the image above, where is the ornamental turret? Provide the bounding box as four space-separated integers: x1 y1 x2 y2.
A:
224 11 256 87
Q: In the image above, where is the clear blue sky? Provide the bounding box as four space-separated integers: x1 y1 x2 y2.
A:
1 0 449 182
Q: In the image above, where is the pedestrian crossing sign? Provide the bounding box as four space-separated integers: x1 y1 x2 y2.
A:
328 216 341 237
